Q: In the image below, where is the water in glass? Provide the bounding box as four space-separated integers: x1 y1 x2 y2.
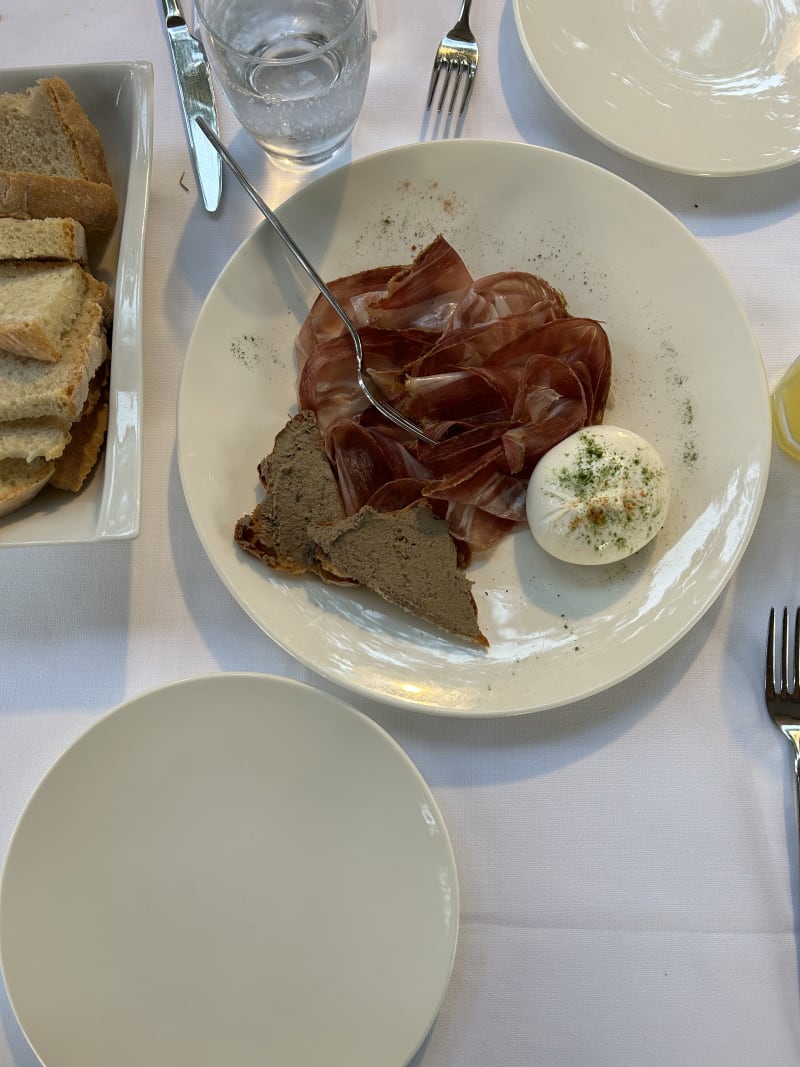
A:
198 0 371 166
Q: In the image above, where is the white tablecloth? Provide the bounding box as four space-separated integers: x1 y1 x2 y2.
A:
2 2 800 1064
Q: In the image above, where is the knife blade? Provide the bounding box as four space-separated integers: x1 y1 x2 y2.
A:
160 0 222 212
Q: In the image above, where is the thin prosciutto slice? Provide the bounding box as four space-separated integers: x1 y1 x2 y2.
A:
325 420 430 515
424 449 530 522
295 265 402 369
298 327 433 432
366 234 475 331
492 317 611 424
400 367 518 424
326 420 398 515
295 235 612 554
450 270 568 330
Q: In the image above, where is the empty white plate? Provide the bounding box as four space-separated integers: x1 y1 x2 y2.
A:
514 0 800 175
0 674 459 1067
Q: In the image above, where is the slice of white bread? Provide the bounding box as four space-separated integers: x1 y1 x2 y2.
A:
0 417 70 462
49 370 109 491
0 217 88 264
0 284 109 423
0 261 90 361
0 77 118 234
0 364 110 515
310 503 489 647
0 456 54 518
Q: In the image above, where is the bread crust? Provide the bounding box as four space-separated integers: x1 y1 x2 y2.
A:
39 77 113 186
50 396 108 492
0 172 118 234
0 77 118 233
0 217 88 264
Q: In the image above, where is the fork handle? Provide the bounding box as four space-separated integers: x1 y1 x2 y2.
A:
195 118 437 447
456 0 473 26
782 726 800 852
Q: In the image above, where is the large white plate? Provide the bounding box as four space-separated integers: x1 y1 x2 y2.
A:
0 673 458 1067
514 0 800 176
177 139 771 715
0 61 153 545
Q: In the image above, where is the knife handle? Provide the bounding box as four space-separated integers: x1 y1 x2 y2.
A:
161 0 186 27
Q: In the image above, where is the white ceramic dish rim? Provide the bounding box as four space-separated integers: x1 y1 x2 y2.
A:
0 672 460 1067
512 0 800 177
0 60 153 546
177 138 771 716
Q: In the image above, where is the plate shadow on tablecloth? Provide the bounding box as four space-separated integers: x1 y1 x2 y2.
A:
0 541 133 715
378 594 722 781
0 978 38 1067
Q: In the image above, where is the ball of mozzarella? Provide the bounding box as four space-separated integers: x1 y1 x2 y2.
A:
526 425 670 565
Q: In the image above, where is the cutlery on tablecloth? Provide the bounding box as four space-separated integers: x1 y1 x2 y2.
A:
160 0 223 212
425 0 479 117
194 118 437 445
765 607 800 859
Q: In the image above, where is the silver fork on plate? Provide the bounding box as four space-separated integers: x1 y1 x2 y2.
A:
765 607 800 820
195 118 436 446
425 0 479 117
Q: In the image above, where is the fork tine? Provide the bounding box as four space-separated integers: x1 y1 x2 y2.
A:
767 606 777 700
426 59 442 109
769 607 800 701
437 61 455 113
446 61 464 114
458 63 477 115
782 606 791 698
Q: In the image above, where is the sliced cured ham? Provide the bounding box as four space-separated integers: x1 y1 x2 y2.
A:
366 234 475 331
325 419 398 515
295 235 613 556
450 270 568 330
298 327 435 433
405 316 545 379
400 368 515 424
424 454 530 523
443 500 522 555
507 317 612 424
355 326 432 401
295 265 402 369
297 335 371 433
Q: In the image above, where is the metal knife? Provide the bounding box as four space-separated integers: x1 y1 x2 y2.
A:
160 0 222 212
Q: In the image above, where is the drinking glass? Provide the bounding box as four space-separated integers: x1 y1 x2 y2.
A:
772 355 800 461
195 0 371 167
